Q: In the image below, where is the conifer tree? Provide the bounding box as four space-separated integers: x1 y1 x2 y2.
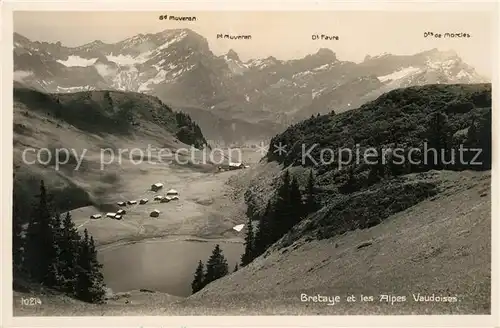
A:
204 244 229 286
367 147 386 185
75 229 106 303
58 212 82 294
87 236 106 303
426 112 450 170
304 169 319 215
253 200 273 257
46 212 63 287
387 147 406 177
233 263 239 272
12 187 24 277
273 170 293 240
466 119 479 147
75 229 91 301
477 110 492 170
191 260 205 294
289 176 303 227
339 165 359 194
240 218 255 266
24 180 57 285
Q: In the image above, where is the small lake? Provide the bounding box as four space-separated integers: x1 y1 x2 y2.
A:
97 239 244 297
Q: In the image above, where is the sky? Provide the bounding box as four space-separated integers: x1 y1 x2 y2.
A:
14 10 495 78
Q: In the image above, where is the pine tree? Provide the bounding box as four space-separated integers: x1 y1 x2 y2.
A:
289 176 303 227
253 200 273 257
24 180 58 286
233 263 239 272
387 147 406 177
75 229 91 301
12 187 24 278
191 260 205 294
367 147 386 185
426 112 450 170
339 166 359 194
75 229 106 303
466 119 479 147
87 236 106 303
273 170 293 240
204 244 229 286
304 169 319 215
58 212 82 294
477 110 492 170
240 218 255 266
46 212 64 287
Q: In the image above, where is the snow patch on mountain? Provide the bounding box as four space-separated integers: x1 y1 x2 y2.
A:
106 51 153 66
57 56 98 67
456 70 471 79
426 58 457 71
152 59 167 70
293 71 312 79
223 55 249 75
246 58 277 70
137 63 196 92
157 31 187 50
378 67 421 82
94 63 118 78
313 64 330 71
312 87 327 99
138 69 168 92
56 85 95 93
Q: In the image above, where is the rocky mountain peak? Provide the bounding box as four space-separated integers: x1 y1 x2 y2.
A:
420 48 459 60
226 49 240 61
314 48 337 60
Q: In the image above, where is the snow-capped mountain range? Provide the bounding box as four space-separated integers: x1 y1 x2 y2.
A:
13 28 489 141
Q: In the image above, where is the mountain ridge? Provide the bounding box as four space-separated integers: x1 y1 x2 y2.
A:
14 29 489 142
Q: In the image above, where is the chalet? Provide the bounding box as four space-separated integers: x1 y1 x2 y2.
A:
232 224 244 232
140 198 149 205
90 214 102 219
127 200 137 205
228 162 245 170
106 212 116 218
151 182 164 192
166 189 179 196
117 201 126 206
114 214 122 220
170 195 179 200
117 209 126 215
160 197 171 203
150 209 160 217
154 195 164 201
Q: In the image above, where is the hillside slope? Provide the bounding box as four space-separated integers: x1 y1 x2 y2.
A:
181 83 492 314
184 170 490 315
11 83 492 316
13 170 490 315
13 86 208 220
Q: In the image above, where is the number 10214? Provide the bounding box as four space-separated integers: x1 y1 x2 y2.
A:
20 297 42 306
